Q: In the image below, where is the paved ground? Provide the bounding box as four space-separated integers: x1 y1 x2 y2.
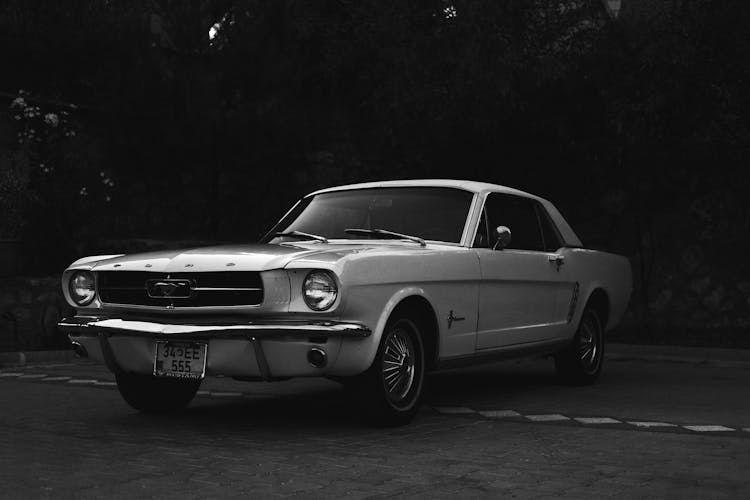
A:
1 353 749 499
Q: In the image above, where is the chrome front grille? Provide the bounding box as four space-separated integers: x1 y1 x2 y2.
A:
97 271 263 307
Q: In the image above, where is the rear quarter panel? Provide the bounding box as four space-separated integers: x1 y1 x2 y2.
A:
561 248 633 332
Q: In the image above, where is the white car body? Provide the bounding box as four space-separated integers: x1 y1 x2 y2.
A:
59 180 632 420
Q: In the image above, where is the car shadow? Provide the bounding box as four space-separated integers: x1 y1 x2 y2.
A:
425 358 571 405
99 358 580 432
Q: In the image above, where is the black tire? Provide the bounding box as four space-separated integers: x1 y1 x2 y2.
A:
554 306 604 385
115 372 201 413
353 315 426 426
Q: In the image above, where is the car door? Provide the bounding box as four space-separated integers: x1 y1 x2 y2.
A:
474 193 570 349
535 200 578 336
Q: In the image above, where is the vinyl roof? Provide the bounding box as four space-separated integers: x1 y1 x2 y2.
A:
309 179 540 199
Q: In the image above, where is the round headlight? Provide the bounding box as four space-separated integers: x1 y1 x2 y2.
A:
69 271 96 306
303 271 338 311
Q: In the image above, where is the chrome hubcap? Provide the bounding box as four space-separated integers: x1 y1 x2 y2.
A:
578 316 600 373
382 328 416 402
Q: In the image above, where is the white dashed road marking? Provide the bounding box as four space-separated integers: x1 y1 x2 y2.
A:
683 425 735 432
526 414 569 422
479 410 522 418
627 421 677 428
18 374 47 379
23 363 76 369
575 417 621 425
0 373 23 377
67 379 97 385
93 381 116 387
41 376 73 382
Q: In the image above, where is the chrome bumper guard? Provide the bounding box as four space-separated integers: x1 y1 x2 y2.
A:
58 316 371 379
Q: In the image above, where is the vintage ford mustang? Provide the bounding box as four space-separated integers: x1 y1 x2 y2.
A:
58 180 631 424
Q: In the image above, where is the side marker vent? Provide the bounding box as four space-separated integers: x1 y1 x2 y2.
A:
567 282 580 323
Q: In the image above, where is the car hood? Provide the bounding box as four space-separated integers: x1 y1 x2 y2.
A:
70 242 434 273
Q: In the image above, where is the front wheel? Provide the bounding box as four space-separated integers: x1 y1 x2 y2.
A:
115 372 201 413
352 316 426 426
554 307 604 385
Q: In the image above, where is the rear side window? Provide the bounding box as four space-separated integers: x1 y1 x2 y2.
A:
536 204 562 252
483 193 544 251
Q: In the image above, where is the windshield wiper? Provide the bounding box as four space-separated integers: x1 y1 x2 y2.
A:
272 231 328 243
345 228 426 247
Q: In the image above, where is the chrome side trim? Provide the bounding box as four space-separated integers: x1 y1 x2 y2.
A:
436 338 570 371
59 317 372 339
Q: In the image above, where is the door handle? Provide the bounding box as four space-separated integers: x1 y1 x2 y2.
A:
548 254 564 270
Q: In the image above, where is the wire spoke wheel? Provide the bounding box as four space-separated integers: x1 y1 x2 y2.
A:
555 306 604 384
381 327 417 403
352 314 426 425
578 319 599 372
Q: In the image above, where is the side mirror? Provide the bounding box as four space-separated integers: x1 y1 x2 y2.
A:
493 226 511 250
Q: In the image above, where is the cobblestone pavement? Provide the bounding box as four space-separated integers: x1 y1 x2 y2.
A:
1 356 749 499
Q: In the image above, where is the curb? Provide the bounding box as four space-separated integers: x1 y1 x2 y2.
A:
607 343 750 368
0 349 77 367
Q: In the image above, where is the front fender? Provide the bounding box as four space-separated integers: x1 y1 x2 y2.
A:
374 286 433 345
331 286 434 376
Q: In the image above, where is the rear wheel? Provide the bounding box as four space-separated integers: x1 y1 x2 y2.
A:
115 372 201 413
554 306 604 385
353 315 426 426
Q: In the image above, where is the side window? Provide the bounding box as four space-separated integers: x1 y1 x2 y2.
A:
484 193 544 251
536 204 562 252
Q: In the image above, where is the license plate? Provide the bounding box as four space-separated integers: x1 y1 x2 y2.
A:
154 341 207 379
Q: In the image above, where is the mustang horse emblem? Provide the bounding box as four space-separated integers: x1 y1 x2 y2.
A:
146 279 191 298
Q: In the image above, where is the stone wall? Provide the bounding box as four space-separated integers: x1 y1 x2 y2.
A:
0 277 73 352
0 239 216 352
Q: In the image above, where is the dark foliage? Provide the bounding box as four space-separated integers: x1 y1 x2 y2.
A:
1 0 749 333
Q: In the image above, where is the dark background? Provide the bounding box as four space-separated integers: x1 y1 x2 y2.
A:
1 0 749 346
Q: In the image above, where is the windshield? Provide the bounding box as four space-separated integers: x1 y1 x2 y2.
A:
265 187 474 244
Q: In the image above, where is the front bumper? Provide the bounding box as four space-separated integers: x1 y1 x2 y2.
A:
59 316 372 379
